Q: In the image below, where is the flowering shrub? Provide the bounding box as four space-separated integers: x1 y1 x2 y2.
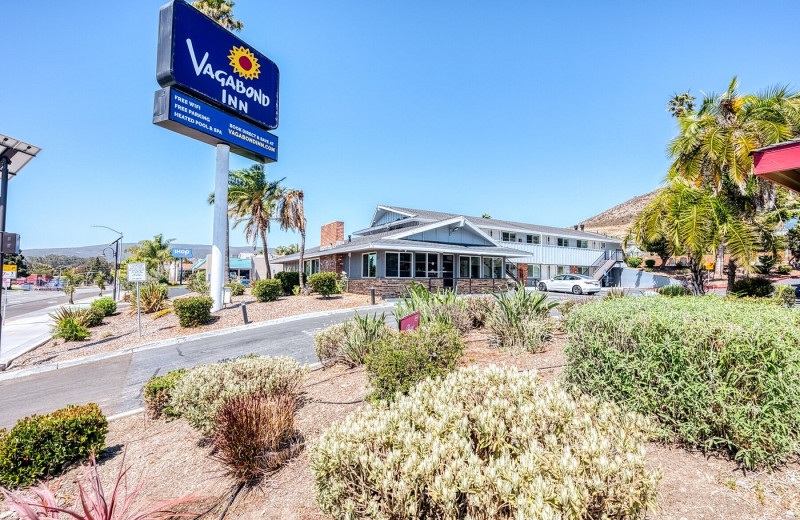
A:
311 366 660 519
169 356 308 434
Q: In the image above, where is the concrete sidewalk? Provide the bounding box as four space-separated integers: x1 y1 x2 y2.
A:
0 292 108 368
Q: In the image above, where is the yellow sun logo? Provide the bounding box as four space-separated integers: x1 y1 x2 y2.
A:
228 46 260 80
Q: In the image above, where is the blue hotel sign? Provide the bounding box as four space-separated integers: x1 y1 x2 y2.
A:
156 0 279 131
171 248 193 258
153 87 278 163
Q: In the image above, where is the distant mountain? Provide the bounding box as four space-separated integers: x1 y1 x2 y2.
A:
579 190 661 240
23 243 267 261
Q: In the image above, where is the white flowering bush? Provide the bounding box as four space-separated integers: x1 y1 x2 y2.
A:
169 355 308 434
311 366 660 519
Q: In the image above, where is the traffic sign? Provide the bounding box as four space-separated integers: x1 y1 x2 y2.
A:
0 232 20 254
127 262 147 282
2 265 17 280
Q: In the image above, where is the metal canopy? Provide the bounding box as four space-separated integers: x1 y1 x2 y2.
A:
0 134 42 177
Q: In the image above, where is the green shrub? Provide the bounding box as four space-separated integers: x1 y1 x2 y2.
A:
169 355 308 434
252 279 283 302
564 296 800 468
644 258 656 268
307 272 340 297
314 323 347 368
82 307 105 328
773 284 795 308
396 282 472 333
731 277 774 298
292 285 301 296
90 297 117 316
657 284 692 297
173 296 213 327
754 254 778 275
275 271 302 295
778 265 793 275
311 366 660 519
0 403 108 488
314 313 394 368
187 274 210 296
143 368 187 418
486 288 557 351
365 324 463 402
226 282 245 297
625 256 643 268
51 317 90 341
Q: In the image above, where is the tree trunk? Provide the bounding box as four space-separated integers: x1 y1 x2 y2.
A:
689 255 706 295
714 243 724 281
659 253 670 270
298 228 306 289
727 258 737 293
261 229 272 278
225 215 230 284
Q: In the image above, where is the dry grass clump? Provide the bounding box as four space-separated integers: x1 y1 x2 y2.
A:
311 365 660 519
486 289 557 352
314 313 393 368
463 295 495 328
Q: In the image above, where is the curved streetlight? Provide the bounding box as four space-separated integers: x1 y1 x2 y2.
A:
91 225 123 301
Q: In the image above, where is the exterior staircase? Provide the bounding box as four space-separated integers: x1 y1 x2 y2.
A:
590 249 624 280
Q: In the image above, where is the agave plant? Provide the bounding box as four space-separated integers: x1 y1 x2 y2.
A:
0 452 193 520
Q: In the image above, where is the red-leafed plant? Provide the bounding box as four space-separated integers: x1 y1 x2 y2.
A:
1 452 194 520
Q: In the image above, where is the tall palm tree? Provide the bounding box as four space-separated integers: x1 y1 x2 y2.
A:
228 164 284 278
630 182 758 294
125 234 175 275
277 189 306 289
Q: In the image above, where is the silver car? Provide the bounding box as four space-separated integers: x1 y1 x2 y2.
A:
538 274 600 295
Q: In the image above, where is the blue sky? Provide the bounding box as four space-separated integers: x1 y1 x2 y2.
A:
5 1 800 250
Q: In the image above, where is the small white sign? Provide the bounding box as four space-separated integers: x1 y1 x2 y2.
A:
127 262 147 282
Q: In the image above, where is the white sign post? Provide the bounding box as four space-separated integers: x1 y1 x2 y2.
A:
127 262 146 337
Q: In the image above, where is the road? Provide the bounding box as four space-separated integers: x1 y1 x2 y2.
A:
0 306 390 428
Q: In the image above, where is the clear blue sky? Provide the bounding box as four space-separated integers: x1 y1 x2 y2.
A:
5 1 800 250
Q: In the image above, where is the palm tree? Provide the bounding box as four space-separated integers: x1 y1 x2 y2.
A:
277 190 306 289
228 164 284 278
667 92 695 118
61 269 83 305
125 234 175 276
191 0 243 31
630 182 758 294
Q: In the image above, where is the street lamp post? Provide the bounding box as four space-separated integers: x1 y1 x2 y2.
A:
91 225 123 301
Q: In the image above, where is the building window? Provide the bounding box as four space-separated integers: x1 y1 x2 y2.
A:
459 256 481 278
526 234 540 244
601 242 605 248
527 264 540 279
362 253 376 278
386 252 413 278
304 259 320 276
557 238 569 247
414 253 439 277
557 265 569 275
501 231 517 242
576 239 588 249
482 257 503 279
578 266 590 275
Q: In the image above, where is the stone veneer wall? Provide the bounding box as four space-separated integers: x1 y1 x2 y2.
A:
320 254 344 274
347 278 509 298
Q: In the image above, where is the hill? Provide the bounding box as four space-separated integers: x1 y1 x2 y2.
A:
579 190 660 239
23 244 265 261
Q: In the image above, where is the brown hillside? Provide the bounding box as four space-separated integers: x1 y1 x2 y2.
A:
580 190 661 239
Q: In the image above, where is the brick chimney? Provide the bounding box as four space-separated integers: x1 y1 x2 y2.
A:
321 221 345 248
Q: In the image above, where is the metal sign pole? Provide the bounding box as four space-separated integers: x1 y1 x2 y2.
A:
137 281 141 337
210 144 229 312
0 156 9 363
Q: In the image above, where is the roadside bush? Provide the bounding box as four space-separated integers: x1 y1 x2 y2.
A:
486 288 557 351
143 368 187 419
644 258 656 268
82 307 104 327
173 296 213 327
557 298 584 316
365 324 463 402
252 279 283 302
396 282 472 332
754 254 778 275
311 366 660 519
314 323 347 368
657 284 691 297
0 403 108 488
604 287 629 299
132 284 168 314
463 295 494 328
315 313 394 368
308 272 340 297
90 297 116 316
275 271 300 295
212 394 303 484
564 297 800 468
626 256 643 268
51 317 90 341
187 274 210 296
773 284 795 308
226 282 245 297
169 355 308 434
731 276 774 298
778 265 793 275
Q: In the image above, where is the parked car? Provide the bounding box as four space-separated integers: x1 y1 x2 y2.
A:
538 274 601 295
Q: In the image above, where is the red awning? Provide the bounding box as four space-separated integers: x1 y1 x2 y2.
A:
753 138 800 193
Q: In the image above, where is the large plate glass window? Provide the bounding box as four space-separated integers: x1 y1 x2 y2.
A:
482 257 503 279
362 252 376 278
386 252 413 278
459 256 481 278
304 259 320 276
415 253 439 278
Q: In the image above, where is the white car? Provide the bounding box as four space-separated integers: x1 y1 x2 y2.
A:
538 274 600 295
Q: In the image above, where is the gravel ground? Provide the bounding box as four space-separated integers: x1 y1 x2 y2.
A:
11 292 372 369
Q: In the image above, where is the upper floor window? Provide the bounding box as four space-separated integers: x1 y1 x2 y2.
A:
501 232 517 242
526 234 540 244
362 252 376 278
557 238 569 247
576 239 588 249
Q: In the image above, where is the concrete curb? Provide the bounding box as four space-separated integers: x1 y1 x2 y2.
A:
0 303 394 382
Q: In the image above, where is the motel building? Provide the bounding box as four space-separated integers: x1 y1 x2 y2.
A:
753 138 800 193
273 205 624 298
